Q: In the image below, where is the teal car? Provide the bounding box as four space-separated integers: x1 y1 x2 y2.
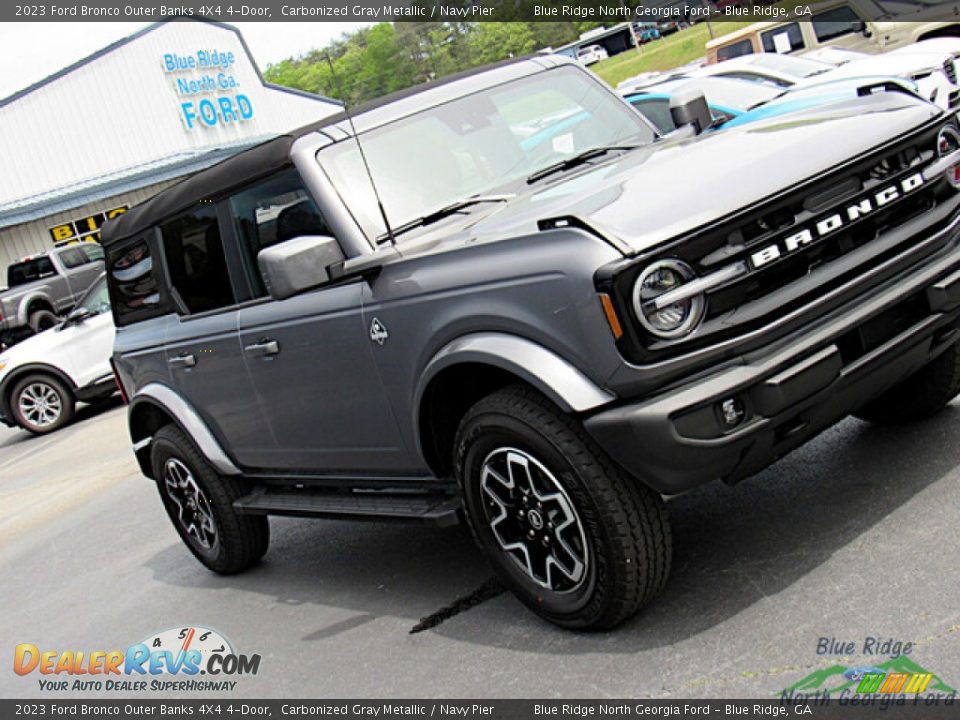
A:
622 75 922 134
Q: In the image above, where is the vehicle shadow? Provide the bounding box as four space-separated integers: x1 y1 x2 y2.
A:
143 407 960 651
0 395 123 450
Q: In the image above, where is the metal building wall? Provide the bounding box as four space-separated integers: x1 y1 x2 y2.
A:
0 22 339 210
0 180 175 279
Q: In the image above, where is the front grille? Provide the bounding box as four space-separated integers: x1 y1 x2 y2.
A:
607 119 957 363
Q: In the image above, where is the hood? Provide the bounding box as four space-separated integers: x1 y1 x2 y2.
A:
451 90 941 257
819 52 951 82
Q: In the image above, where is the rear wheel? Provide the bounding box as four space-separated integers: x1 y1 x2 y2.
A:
855 341 960 425
28 309 58 334
151 425 269 574
455 385 671 630
10 374 74 434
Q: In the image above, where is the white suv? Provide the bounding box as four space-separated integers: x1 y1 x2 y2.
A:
0 274 116 434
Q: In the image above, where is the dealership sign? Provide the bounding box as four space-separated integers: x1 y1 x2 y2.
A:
163 49 254 130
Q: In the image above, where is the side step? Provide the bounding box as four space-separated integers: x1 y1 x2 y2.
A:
233 487 461 527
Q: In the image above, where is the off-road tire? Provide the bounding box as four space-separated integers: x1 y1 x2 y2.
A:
28 309 58 333
151 425 269 574
10 373 75 434
455 385 671 630
855 341 960 425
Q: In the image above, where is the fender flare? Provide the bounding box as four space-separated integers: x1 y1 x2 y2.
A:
129 383 242 477
16 291 55 326
414 332 615 430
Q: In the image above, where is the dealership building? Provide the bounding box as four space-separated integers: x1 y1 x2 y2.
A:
0 20 342 275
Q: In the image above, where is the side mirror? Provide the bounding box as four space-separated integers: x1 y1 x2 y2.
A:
852 20 871 38
257 235 345 301
670 87 712 136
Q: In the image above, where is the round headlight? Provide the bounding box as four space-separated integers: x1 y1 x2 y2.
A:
632 259 705 339
937 125 960 189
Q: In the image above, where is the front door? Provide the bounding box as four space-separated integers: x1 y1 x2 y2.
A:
159 204 270 468
225 169 409 474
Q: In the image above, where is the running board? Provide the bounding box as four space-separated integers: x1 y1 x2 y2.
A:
233 487 461 527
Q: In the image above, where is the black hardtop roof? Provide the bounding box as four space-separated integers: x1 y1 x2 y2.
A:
102 54 563 246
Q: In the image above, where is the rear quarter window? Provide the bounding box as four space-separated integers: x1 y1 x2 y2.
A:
107 232 167 326
762 23 806 54
717 39 755 62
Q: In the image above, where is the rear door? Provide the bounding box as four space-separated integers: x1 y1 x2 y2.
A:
230 170 410 473
158 203 271 468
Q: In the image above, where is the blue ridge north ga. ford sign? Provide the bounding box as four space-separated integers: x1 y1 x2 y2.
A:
163 49 254 130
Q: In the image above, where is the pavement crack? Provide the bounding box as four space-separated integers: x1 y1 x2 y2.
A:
409 577 505 634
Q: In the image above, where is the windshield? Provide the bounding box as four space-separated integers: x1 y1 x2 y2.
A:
751 54 833 78
318 66 655 241
659 78 780 111
76 276 110 316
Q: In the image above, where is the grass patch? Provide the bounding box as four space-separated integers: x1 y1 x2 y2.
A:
593 22 754 86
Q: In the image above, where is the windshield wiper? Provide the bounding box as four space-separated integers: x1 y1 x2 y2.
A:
526 145 638 184
389 194 514 239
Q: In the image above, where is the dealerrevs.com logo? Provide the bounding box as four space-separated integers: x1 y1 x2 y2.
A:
13 626 261 692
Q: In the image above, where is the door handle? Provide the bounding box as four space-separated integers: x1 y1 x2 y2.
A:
168 353 196 369
244 340 280 357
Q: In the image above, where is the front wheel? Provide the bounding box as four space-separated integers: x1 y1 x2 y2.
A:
10 374 75 434
855 341 960 425
455 386 671 630
151 425 269 574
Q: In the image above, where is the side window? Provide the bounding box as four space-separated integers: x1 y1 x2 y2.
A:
717 39 755 62
58 247 87 269
107 235 163 325
80 243 105 263
161 205 236 314
762 23 805 54
228 169 330 298
813 6 861 42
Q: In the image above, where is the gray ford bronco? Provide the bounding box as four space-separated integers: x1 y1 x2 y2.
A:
104 56 960 629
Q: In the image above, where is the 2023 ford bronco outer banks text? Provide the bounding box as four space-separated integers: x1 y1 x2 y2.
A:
104 56 960 629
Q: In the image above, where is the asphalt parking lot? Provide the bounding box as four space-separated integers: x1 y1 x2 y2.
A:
1 399 958 699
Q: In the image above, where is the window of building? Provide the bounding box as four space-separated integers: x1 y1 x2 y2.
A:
813 7 862 42
108 236 163 324
229 170 331 297
161 205 236 314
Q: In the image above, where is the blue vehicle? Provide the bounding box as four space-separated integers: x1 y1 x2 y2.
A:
633 22 661 44
622 75 922 134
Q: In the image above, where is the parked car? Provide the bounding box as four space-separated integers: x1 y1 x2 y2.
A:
621 76 783 132
695 52 960 109
576 44 608 66
621 75 921 133
0 274 115 434
706 1 960 64
0 243 105 349
633 23 661 44
107 55 960 630
657 21 682 36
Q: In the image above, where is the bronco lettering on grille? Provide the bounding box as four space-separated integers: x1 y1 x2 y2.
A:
749 172 926 270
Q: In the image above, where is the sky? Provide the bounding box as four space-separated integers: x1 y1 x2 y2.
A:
0 21 371 98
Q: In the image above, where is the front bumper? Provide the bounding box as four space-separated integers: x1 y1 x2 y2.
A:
584 224 960 495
